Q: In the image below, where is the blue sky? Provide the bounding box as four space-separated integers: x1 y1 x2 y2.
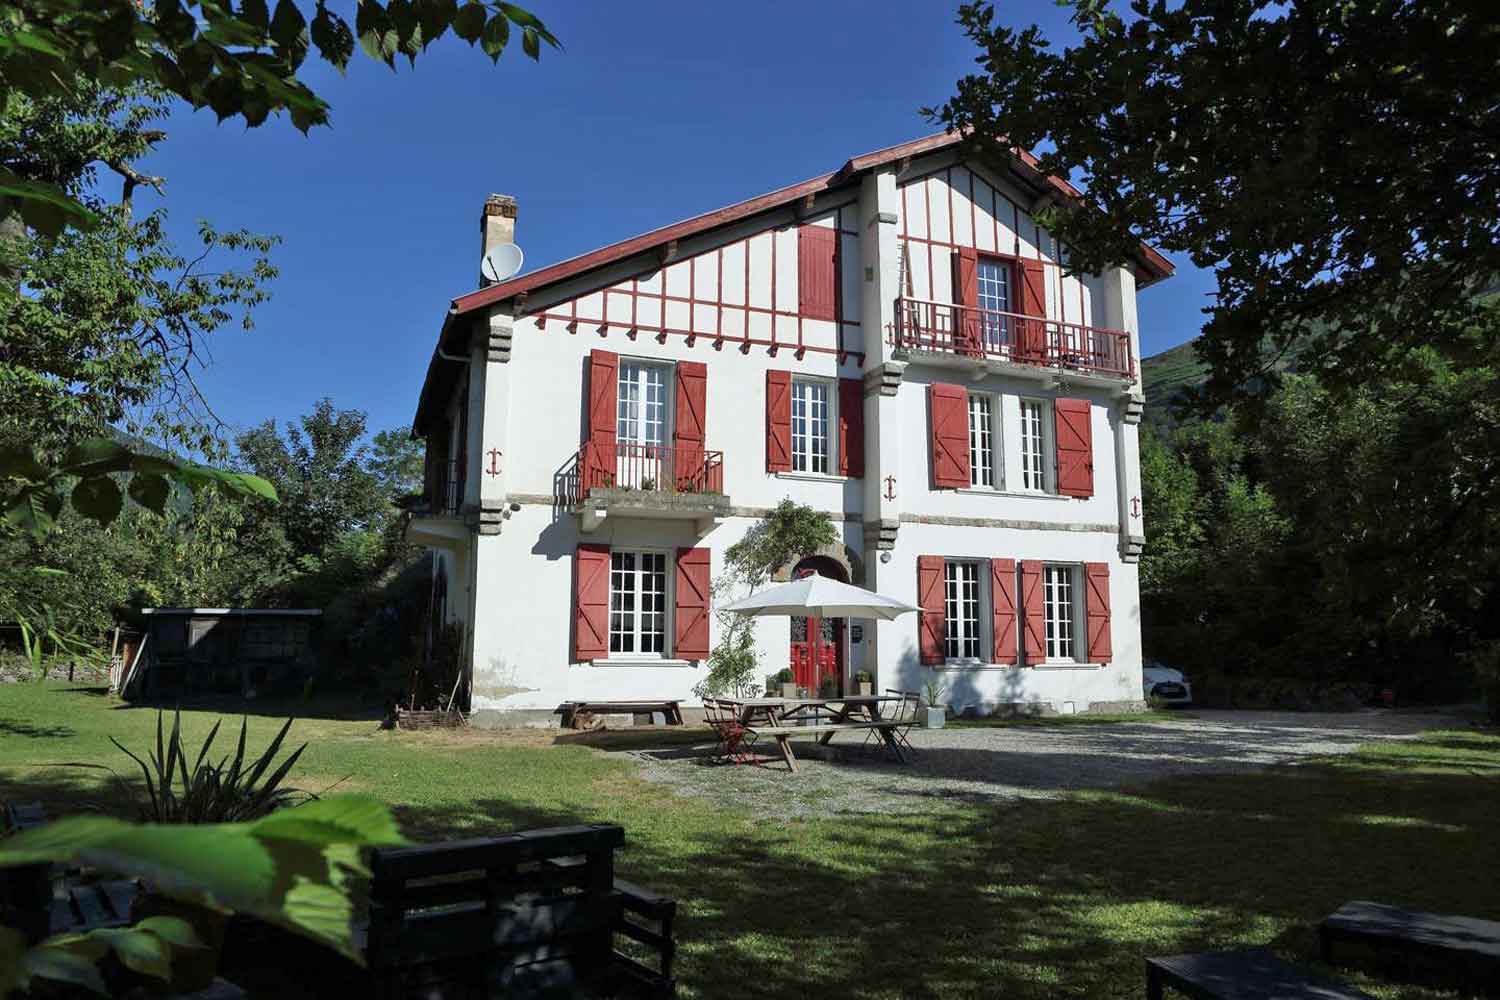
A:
141 0 1217 441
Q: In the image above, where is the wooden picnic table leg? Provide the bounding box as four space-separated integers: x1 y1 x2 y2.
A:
817 703 855 746
774 733 797 773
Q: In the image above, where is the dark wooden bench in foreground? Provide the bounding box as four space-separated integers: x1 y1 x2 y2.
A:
1145 949 1375 999
559 701 684 729
361 822 675 998
1321 900 1500 991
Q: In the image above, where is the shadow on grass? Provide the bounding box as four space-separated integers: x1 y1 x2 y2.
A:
382 761 1500 1000
113 692 387 723
0 720 77 740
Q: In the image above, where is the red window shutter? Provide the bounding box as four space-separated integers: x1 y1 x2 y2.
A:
1019 560 1045 664
838 377 864 478
1054 398 1094 497
673 361 707 490
951 248 981 355
1084 562 1112 663
573 543 610 662
584 349 619 490
675 547 711 660
917 556 946 665
797 225 838 321
928 382 970 488
765 370 791 472
990 558 1018 665
1018 259 1047 361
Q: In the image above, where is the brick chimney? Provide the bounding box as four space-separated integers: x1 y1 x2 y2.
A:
479 193 518 286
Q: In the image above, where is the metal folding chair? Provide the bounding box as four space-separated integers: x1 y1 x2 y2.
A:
859 689 918 759
704 699 759 765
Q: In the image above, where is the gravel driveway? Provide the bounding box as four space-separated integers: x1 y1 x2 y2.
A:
614 710 1457 819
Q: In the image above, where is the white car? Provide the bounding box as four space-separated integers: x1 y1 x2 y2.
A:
1142 661 1193 706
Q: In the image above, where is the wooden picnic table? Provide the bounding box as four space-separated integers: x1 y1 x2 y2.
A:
727 695 911 773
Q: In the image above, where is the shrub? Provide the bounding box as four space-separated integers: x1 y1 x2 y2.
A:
109 711 313 823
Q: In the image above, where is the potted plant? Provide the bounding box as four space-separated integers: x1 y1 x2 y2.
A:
818 674 839 699
853 670 874 696
922 677 948 729
775 668 797 700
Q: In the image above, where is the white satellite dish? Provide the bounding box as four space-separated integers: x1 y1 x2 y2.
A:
481 242 524 283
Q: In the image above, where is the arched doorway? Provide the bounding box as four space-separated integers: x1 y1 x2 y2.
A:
789 556 848 695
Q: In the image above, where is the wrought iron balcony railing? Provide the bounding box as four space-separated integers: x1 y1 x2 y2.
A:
570 441 725 506
891 297 1134 380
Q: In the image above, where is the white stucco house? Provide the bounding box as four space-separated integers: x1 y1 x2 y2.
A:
406 132 1173 725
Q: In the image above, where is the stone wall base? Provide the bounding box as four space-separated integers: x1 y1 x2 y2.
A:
955 698 1149 719
468 708 562 730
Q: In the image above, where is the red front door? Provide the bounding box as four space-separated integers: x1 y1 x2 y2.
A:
790 616 842 692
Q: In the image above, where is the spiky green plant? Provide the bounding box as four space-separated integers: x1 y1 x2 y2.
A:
110 711 312 823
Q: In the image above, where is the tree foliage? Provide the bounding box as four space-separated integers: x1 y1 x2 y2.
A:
0 0 558 235
931 0 1500 408
1140 357 1500 696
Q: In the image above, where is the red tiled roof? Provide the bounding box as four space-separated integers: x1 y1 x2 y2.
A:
447 131 1173 319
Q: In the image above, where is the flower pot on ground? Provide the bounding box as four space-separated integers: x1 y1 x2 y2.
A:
922 677 948 728
853 670 873 696
781 683 799 699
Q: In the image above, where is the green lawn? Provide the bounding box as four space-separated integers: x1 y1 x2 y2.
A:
3 684 1497 999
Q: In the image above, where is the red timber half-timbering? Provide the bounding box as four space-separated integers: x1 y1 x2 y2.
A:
765 370 791 472
582 349 618 490
990 558 1019 665
928 382 970 488
674 547 711 660
895 163 1100 332
916 556 946 665
797 225 838 322
521 206 863 365
673 361 707 490
1018 559 1045 664
1084 562 1112 663
573 543 610 662
1054 398 1094 498
837 377 865 478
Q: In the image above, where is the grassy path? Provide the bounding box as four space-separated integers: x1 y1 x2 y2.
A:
2 684 1496 998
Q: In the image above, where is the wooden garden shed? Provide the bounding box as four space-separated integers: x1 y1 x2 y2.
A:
124 608 320 699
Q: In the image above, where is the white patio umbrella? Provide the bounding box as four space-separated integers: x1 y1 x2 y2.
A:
721 573 920 621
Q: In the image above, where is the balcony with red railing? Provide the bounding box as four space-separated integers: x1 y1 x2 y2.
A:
564 441 730 532
890 298 1134 381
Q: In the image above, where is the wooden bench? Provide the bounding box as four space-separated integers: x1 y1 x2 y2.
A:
1145 949 1375 999
1321 900 1500 991
559 701 684 729
744 721 905 772
357 823 674 998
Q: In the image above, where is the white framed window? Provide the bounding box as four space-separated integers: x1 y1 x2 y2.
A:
608 550 669 655
944 560 985 661
1043 563 1081 662
790 376 836 475
975 257 1014 353
1019 398 1054 493
967 393 999 489
617 361 670 447
617 361 671 488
